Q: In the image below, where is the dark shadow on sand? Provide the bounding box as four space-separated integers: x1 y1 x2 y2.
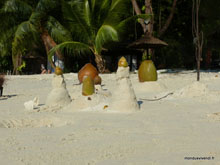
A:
159 69 220 74
0 94 17 100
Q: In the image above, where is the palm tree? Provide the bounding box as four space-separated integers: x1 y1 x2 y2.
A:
49 0 151 73
0 0 72 74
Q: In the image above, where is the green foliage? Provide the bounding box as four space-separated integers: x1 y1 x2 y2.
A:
45 16 72 43
2 0 219 72
17 60 26 72
50 0 151 66
0 0 72 73
49 41 91 61
95 25 118 54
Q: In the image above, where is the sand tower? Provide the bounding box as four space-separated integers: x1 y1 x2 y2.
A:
46 67 71 107
109 57 139 112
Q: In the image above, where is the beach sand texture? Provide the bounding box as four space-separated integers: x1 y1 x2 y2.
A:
1 70 220 164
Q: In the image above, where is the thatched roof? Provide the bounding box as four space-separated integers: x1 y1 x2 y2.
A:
128 34 168 49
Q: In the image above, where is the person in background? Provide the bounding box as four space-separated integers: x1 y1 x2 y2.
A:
47 55 64 73
41 64 47 74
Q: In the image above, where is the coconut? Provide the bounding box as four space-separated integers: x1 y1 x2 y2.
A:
138 60 157 82
94 75 102 85
78 63 99 83
118 56 128 67
82 76 95 96
55 67 63 75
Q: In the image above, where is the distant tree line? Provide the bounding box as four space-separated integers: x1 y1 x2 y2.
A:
0 0 220 74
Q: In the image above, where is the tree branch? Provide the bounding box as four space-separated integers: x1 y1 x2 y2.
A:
158 0 177 37
131 0 147 33
145 0 154 35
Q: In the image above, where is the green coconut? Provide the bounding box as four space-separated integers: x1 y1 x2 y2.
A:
82 76 95 96
138 60 157 82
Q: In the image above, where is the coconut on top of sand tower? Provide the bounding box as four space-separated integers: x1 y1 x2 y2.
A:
78 63 99 84
128 32 168 82
118 56 128 67
55 66 63 75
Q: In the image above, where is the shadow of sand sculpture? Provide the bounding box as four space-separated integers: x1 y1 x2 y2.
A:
0 94 17 101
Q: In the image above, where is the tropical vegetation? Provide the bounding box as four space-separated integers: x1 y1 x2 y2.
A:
0 0 220 74
49 0 150 73
0 0 71 74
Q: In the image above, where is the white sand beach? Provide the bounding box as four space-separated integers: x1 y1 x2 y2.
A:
1 70 220 164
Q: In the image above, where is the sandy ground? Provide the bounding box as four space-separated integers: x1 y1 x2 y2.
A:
1 70 220 165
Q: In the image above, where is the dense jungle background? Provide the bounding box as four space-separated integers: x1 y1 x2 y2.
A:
0 0 220 74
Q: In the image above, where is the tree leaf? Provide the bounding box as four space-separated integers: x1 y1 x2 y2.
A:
95 25 118 54
48 41 91 61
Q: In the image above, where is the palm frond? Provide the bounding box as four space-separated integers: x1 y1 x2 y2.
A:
104 0 131 26
45 16 72 44
0 27 17 57
84 0 91 26
88 0 95 12
12 21 38 56
29 11 44 27
110 0 125 11
62 0 92 43
95 25 118 54
36 0 58 13
116 14 152 36
97 0 112 26
0 0 32 31
48 41 91 60
1 0 32 16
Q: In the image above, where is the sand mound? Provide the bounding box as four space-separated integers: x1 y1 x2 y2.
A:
46 75 71 107
62 94 109 112
134 81 166 93
207 112 220 122
174 81 209 98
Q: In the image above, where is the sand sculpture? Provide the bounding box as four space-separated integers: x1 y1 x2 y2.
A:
109 57 139 112
46 69 71 107
24 97 39 110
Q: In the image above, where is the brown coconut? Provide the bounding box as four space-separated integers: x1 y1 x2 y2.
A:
55 67 63 75
94 75 102 85
78 63 99 83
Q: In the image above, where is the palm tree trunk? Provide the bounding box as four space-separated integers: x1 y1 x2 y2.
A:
41 30 64 69
12 53 22 75
94 53 106 73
